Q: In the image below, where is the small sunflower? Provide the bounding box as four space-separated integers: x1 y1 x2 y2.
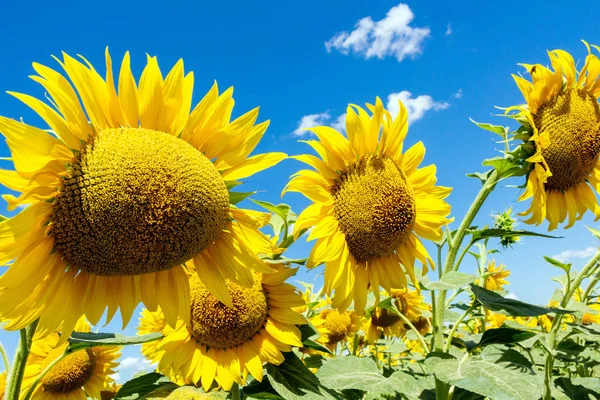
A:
508 42 600 229
285 98 452 312
21 319 121 399
483 260 510 290
486 312 508 329
139 264 306 392
582 303 600 325
0 49 284 339
311 307 361 351
363 288 428 343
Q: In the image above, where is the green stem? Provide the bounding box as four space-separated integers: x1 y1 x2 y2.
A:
23 350 67 400
443 302 477 353
396 313 429 353
432 170 499 400
231 382 242 400
542 249 600 400
445 288 464 309
0 341 9 376
581 264 600 303
453 241 474 272
5 320 39 400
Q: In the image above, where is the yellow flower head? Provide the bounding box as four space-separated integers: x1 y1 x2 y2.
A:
311 308 361 352
21 318 121 399
483 260 510 290
139 264 306 392
508 41 600 230
582 303 600 325
0 49 285 339
363 288 428 343
486 312 508 329
285 98 452 313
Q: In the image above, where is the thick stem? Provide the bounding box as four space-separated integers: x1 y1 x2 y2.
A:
432 170 499 400
542 249 600 400
5 320 39 400
231 382 242 400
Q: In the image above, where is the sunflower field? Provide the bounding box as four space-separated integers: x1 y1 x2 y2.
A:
1 3 600 400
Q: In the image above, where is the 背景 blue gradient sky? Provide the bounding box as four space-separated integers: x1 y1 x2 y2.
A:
0 0 599 383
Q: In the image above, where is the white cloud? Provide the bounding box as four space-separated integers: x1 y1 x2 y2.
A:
552 247 597 263
120 356 141 368
445 23 453 36
331 114 346 132
386 91 449 123
505 293 519 300
325 3 430 62
453 89 463 99
110 373 121 383
292 112 331 137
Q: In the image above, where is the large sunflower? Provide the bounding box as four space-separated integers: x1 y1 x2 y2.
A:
508 42 600 229
0 49 284 338
20 319 121 399
138 264 306 391
285 98 452 312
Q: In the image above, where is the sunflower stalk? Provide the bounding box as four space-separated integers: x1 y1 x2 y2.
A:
395 312 429 353
542 248 600 400
0 341 9 377
443 301 477 353
5 320 38 400
432 169 499 400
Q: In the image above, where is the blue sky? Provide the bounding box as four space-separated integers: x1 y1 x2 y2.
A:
1 0 600 383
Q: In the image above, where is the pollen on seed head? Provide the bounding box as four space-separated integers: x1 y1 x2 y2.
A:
332 154 416 262
50 128 230 276
188 274 268 349
42 349 97 394
535 88 600 191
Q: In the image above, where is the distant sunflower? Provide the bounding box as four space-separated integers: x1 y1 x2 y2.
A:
508 42 600 229
139 264 306 391
21 319 121 399
0 49 284 338
483 260 510 290
311 308 361 351
285 98 452 312
363 288 428 343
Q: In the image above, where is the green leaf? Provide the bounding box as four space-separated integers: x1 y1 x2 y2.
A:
425 357 544 400
470 284 574 317
586 226 600 241
468 228 560 243
555 377 600 399
261 256 307 265
480 345 533 371
473 328 536 350
251 199 297 245
229 191 256 205
225 180 242 190
114 372 176 399
482 157 523 178
423 272 478 291
544 256 572 273
467 170 494 185
68 332 162 353
470 118 509 136
317 356 413 397
266 352 336 400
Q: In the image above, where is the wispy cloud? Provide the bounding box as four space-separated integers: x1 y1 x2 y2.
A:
114 356 154 383
325 3 430 62
453 89 463 99
552 247 597 263
292 112 331 137
386 91 449 124
293 91 449 136
445 23 453 36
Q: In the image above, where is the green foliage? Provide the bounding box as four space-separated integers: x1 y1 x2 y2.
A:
470 284 574 317
68 332 162 353
423 272 478 291
114 372 178 399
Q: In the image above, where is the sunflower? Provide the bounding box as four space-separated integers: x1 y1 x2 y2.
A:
311 307 361 351
285 98 452 312
363 288 428 343
483 260 510 290
486 312 508 329
0 370 5 399
582 303 600 325
508 42 600 229
139 263 306 391
20 318 121 399
0 49 284 339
